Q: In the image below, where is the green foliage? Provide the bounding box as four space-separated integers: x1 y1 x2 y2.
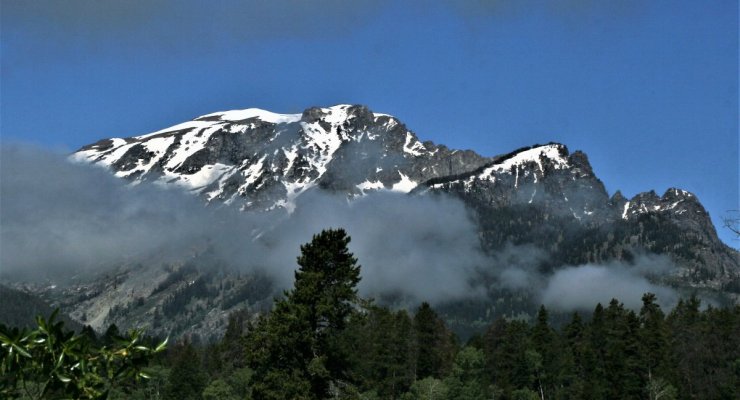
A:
163 342 208 400
666 297 740 399
108 365 169 400
204 284 740 400
510 388 540 400
202 378 239 400
246 228 362 400
483 318 533 393
403 377 447 400
413 302 456 380
0 310 166 400
9 230 736 399
640 293 669 379
646 377 677 400
444 346 487 400
343 306 416 397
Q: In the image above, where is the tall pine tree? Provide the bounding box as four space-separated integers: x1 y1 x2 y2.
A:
246 229 361 400
413 302 456 380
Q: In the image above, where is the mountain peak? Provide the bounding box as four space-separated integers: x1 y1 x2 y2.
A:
72 104 491 210
194 108 303 124
65 104 739 330
70 105 711 228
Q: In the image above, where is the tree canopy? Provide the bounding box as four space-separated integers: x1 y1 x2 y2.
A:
246 228 362 399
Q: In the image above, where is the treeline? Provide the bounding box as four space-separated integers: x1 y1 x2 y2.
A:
136 294 737 400
133 229 738 400
4 294 737 399
3 229 739 399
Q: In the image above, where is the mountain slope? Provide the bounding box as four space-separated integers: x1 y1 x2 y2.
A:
51 103 740 338
418 143 738 291
73 104 738 292
74 104 490 211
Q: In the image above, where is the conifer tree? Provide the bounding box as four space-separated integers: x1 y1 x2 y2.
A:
639 293 669 388
444 346 487 400
343 306 416 397
560 312 586 399
530 305 558 398
601 299 646 399
246 229 361 400
164 342 208 400
413 302 455 380
581 303 608 399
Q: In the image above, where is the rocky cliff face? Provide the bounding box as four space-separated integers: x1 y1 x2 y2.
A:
74 105 491 212
416 142 737 293
59 103 739 339
74 104 738 292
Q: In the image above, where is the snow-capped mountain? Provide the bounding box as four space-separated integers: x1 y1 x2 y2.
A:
74 104 489 212
73 105 712 231
72 104 738 312
419 142 711 226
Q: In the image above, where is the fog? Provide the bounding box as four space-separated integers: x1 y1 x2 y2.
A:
1 143 680 309
0 144 487 304
540 255 679 311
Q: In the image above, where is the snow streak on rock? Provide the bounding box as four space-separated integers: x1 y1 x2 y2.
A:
73 104 490 211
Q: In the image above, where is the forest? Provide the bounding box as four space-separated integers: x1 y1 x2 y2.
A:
2 229 739 399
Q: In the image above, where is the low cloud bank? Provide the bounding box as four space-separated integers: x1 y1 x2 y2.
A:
540 255 679 311
1 143 680 310
0 144 486 304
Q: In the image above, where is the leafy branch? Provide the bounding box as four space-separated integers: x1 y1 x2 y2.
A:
0 309 166 400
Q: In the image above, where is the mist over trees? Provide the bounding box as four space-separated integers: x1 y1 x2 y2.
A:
3 229 738 399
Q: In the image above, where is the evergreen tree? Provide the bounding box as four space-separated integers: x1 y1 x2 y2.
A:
164 342 208 400
219 309 249 371
601 299 644 400
701 305 740 399
444 346 487 400
246 229 362 400
530 305 559 399
622 310 646 399
559 312 586 399
343 306 416 398
666 296 704 398
483 318 532 396
201 379 239 400
581 303 608 400
403 377 448 400
482 318 507 389
413 302 456 380
639 293 669 391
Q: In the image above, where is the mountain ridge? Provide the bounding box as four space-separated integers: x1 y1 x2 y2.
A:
72 103 738 291
43 103 739 339
74 104 492 211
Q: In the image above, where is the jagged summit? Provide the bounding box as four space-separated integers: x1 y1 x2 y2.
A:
63 104 740 339
72 104 725 231
73 104 491 211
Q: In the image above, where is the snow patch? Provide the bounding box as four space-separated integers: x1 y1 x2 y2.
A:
235 156 267 195
622 202 630 219
299 119 342 177
280 181 315 213
479 144 569 180
199 108 301 124
98 142 138 167
135 120 213 139
163 125 220 171
184 163 233 189
282 146 299 174
391 172 417 193
356 180 385 192
403 132 426 156
143 136 176 155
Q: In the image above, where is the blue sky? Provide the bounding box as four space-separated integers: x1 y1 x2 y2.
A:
1 0 737 246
